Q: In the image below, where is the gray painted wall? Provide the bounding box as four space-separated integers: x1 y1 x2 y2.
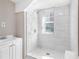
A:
16 12 25 59
0 0 15 36
16 12 24 38
38 5 71 51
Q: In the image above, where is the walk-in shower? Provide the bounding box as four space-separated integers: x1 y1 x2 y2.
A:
24 0 78 59
26 5 70 59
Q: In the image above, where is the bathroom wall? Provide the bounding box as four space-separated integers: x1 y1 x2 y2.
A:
70 0 78 56
78 1 79 56
38 5 71 51
16 12 24 38
0 0 16 36
16 11 26 58
78 1 79 58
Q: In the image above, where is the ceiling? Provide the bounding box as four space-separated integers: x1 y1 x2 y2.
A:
10 0 70 12
10 0 33 12
25 0 70 11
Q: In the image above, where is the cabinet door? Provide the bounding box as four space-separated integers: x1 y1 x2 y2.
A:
0 43 12 59
12 44 16 59
14 38 22 59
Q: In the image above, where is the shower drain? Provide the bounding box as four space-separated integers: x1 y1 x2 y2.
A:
46 53 50 55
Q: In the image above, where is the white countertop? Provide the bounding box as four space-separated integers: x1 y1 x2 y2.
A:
0 36 22 45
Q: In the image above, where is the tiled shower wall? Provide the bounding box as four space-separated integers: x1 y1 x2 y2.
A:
38 5 71 51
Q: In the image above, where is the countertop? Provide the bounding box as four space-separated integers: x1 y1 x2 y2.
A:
0 37 22 45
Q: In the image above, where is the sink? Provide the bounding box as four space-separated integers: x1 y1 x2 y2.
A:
0 35 14 40
0 36 7 40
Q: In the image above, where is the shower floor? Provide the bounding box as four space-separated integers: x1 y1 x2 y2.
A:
27 48 65 59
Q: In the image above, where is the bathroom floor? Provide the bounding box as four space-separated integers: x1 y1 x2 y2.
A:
27 56 36 59
27 48 65 59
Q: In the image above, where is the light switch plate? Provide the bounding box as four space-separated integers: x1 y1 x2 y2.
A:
1 22 6 28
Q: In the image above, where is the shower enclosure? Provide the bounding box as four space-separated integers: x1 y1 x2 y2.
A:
27 5 70 59
24 0 78 59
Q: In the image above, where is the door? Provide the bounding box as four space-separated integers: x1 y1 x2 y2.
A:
14 38 22 59
27 11 38 52
0 42 13 59
12 44 16 59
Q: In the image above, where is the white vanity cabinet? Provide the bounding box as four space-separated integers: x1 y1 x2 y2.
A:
14 38 22 59
0 38 22 59
0 41 13 59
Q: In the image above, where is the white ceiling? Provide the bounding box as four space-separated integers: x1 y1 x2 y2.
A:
10 0 70 12
25 0 70 11
16 0 33 12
